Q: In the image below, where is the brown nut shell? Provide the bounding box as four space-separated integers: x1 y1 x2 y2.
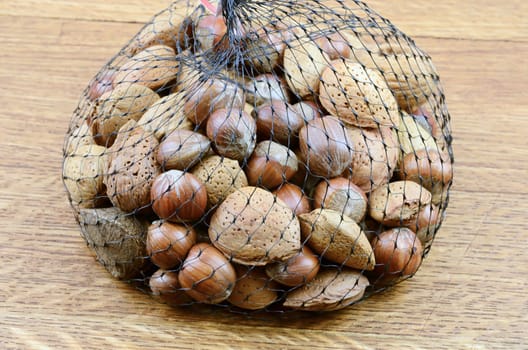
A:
206 108 257 161
273 183 311 216
369 181 432 226
178 243 237 304
299 116 354 178
254 100 304 145
104 122 161 213
63 144 108 209
371 227 423 282
402 204 440 246
319 60 399 128
209 187 301 266
151 170 207 222
191 155 248 209
228 267 279 310
149 269 193 306
244 24 293 73
284 38 330 98
114 45 179 90
91 83 160 147
245 74 291 105
283 268 369 311
314 32 352 60
313 177 368 223
157 129 211 171
137 92 194 141
299 209 375 270
265 246 320 287
195 15 228 51
246 141 298 189
184 79 245 126
147 221 197 269
346 126 400 193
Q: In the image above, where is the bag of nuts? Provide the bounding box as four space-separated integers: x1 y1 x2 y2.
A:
62 0 454 313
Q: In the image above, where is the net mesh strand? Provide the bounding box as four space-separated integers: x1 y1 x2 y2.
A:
63 0 453 314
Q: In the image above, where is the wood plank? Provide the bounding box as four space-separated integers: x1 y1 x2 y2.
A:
1 1 527 348
0 0 527 41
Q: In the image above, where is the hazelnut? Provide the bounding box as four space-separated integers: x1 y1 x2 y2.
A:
191 155 248 209
209 186 301 266
246 141 298 189
298 116 354 178
369 181 432 226
147 221 197 269
157 129 211 171
314 32 352 60
194 14 227 51
272 183 311 216
299 209 375 270
228 267 279 310
206 108 257 161
265 246 320 287
402 204 440 246
313 177 368 223
151 170 207 222
178 243 237 304
149 269 192 306
184 79 245 126
88 69 116 101
400 149 453 205
283 268 369 311
254 100 304 145
371 227 423 283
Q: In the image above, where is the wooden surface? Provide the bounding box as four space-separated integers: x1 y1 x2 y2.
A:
1 0 527 348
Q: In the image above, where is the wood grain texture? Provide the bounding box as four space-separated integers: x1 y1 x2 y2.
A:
0 0 527 349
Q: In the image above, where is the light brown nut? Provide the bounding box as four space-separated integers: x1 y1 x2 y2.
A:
63 144 108 209
298 116 354 178
265 246 320 287
146 221 197 269
137 92 194 141
400 149 453 206
346 126 400 193
313 177 368 223
209 186 301 266
79 207 148 280
91 83 160 147
185 79 245 126
228 267 279 310
284 38 330 98
283 268 369 311
319 60 400 128
179 243 237 304
64 123 94 156
104 121 161 213
397 112 439 156
195 14 228 51
254 100 304 145
157 129 211 171
114 45 179 91
245 74 291 106
350 38 438 113
369 181 432 226
126 0 201 55
246 141 298 190
191 155 248 209
299 209 375 270
206 108 257 161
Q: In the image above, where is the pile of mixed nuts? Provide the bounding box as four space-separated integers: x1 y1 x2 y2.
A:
63 0 453 312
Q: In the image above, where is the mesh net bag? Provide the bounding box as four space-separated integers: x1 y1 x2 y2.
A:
62 0 454 313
